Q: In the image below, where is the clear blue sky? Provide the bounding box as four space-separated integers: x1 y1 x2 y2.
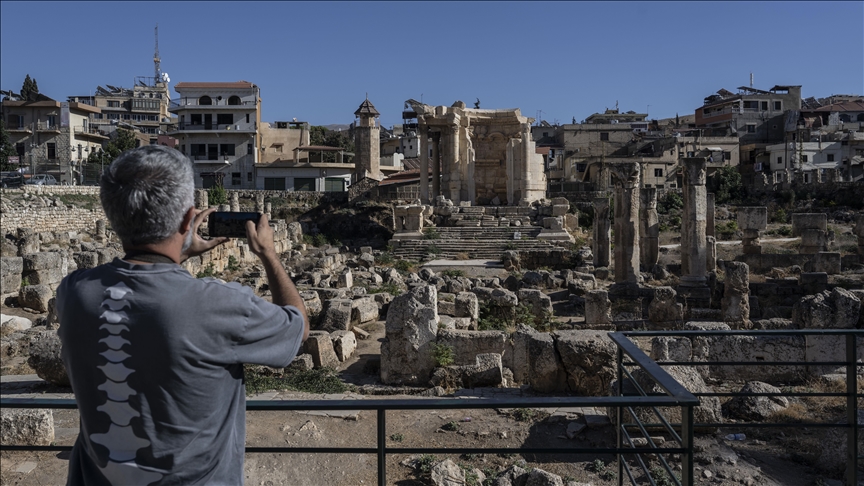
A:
2 1 862 128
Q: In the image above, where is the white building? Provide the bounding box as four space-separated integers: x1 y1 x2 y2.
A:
167 81 260 189
766 141 843 183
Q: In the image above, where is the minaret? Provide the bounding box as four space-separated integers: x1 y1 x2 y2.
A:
353 97 381 181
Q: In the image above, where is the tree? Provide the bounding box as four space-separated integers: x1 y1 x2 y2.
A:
21 75 39 102
309 125 354 162
709 165 744 204
0 120 18 171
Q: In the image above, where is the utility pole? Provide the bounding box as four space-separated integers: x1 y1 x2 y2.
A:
154 24 161 82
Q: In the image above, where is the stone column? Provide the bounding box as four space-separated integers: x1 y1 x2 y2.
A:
521 123 532 205
855 214 864 256
419 122 429 203
706 193 715 238
255 194 265 213
792 213 828 254
96 220 106 240
640 188 659 269
705 193 716 272
448 124 461 203
592 197 611 268
738 207 767 254
610 162 642 289
265 202 272 220
195 189 209 209
230 192 240 212
431 131 441 200
678 158 710 306
721 261 751 328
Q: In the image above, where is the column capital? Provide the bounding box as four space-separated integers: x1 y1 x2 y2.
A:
593 196 610 210
683 157 707 186
609 162 641 190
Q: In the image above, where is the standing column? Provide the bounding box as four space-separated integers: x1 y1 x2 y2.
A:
431 131 441 200
448 124 461 204
610 162 642 290
706 193 716 272
592 197 611 268
640 187 659 269
678 157 710 307
521 122 531 204
419 121 429 203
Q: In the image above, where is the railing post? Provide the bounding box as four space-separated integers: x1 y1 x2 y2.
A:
617 345 624 486
682 405 694 486
846 333 858 486
378 408 386 486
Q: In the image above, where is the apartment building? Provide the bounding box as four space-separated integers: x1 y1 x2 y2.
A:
2 95 106 184
167 81 260 189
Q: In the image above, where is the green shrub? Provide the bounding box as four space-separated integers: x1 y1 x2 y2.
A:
196 263 217 279
658 191 683 214
715 220 738 238
422 228 441 240
427 244 443 255
394 259 416 273
226 255 239 272
389 433 404 442
432 343 455 367
367 283 402 296
776 225 792 237
244 366 348 396
709 165 744 204
207 185 227 206
441 421 460 431
771 208 788 223
375 252 394 265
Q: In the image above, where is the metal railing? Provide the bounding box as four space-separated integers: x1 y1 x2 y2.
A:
170 98 255 109
1 333 698 485
618 329 862 486
7 330 859 484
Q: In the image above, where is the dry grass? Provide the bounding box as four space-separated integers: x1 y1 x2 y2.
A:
455 252 470 260
769 378 864 424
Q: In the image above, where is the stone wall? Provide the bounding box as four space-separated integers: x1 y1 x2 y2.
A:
226 190 348 205
1 206 105 235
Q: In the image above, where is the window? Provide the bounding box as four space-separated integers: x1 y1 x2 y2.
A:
687 151 695 157
600 132 609 141
654 168 663 177
746 124 756 133
228 96 242 106
264 177 286 190
827 154 835 162
9 114 24 128
743 101 758 110
190 144 206 157
208 144 218 160
93 113 103 119
576 163 587 172
219 144 235 156
723 151 731 161
16 143 25 156
190 114 202 125
777 156 783 165
247 143 254 155
542 132 549 138
294 177 315 191
247 172 252 182
802 155 808 162
761 101 768 111
231 172 241 186
773 101 782 111
46 115 56 127
47 143 56 159
324 178 345 192
217 114 233 125
199 96 212 106
246 114 250 124
122 114 131 120
107 101 120 108
274 145 283 153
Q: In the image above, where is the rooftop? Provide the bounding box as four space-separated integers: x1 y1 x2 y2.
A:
174 81 257 90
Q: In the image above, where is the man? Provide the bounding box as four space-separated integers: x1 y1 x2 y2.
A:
57 145 309 485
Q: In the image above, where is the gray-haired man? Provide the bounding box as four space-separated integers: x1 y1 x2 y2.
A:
57 145 309 485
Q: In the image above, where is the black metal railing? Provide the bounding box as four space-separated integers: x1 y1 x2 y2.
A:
8 330 859 484
617 329 862 486
1 333 698 486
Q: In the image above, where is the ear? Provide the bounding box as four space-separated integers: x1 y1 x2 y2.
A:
180 207 196 234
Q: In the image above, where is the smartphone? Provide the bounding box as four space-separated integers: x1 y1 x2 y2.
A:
208 211 261 238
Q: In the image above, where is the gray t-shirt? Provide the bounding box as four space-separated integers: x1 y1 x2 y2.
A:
57 258 305 486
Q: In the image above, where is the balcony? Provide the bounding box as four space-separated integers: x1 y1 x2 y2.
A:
167 122 257 134
169 98 256 110
36 122 61 133
7 124 31 133
73 126 110 139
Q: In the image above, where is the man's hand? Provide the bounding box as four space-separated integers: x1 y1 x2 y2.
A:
246 213 276 258
182 207 229 260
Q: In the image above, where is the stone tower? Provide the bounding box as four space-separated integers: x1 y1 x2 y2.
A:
353 98 382 181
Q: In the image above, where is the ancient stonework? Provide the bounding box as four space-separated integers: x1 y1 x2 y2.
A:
592 197 611 268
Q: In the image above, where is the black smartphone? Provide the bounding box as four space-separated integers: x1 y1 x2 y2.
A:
208 211 261 238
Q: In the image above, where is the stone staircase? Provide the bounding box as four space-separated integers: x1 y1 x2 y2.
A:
391 226 559 260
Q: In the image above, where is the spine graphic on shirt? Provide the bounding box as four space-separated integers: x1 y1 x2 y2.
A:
89 282 163 485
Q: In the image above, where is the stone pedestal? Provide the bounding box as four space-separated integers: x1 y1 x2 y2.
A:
610 162 642 293
592 197 611 268
792 213 828 254
678 158 710 308
95 220 107 243
721 261 750 328
640 188 659 269
737 207 767 255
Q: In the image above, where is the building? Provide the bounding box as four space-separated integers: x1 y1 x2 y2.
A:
353 98 382 181
167 81 260 189
2 95 106 184
68 78 173 146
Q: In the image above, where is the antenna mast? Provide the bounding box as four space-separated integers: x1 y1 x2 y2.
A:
154 24 161 83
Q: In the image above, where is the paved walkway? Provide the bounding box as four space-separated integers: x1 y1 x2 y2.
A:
659 237 798 249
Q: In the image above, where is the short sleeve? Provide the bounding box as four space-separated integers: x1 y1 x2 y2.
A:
232 293 305 369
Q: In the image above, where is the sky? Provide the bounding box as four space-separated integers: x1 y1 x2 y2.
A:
2 1 863 129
